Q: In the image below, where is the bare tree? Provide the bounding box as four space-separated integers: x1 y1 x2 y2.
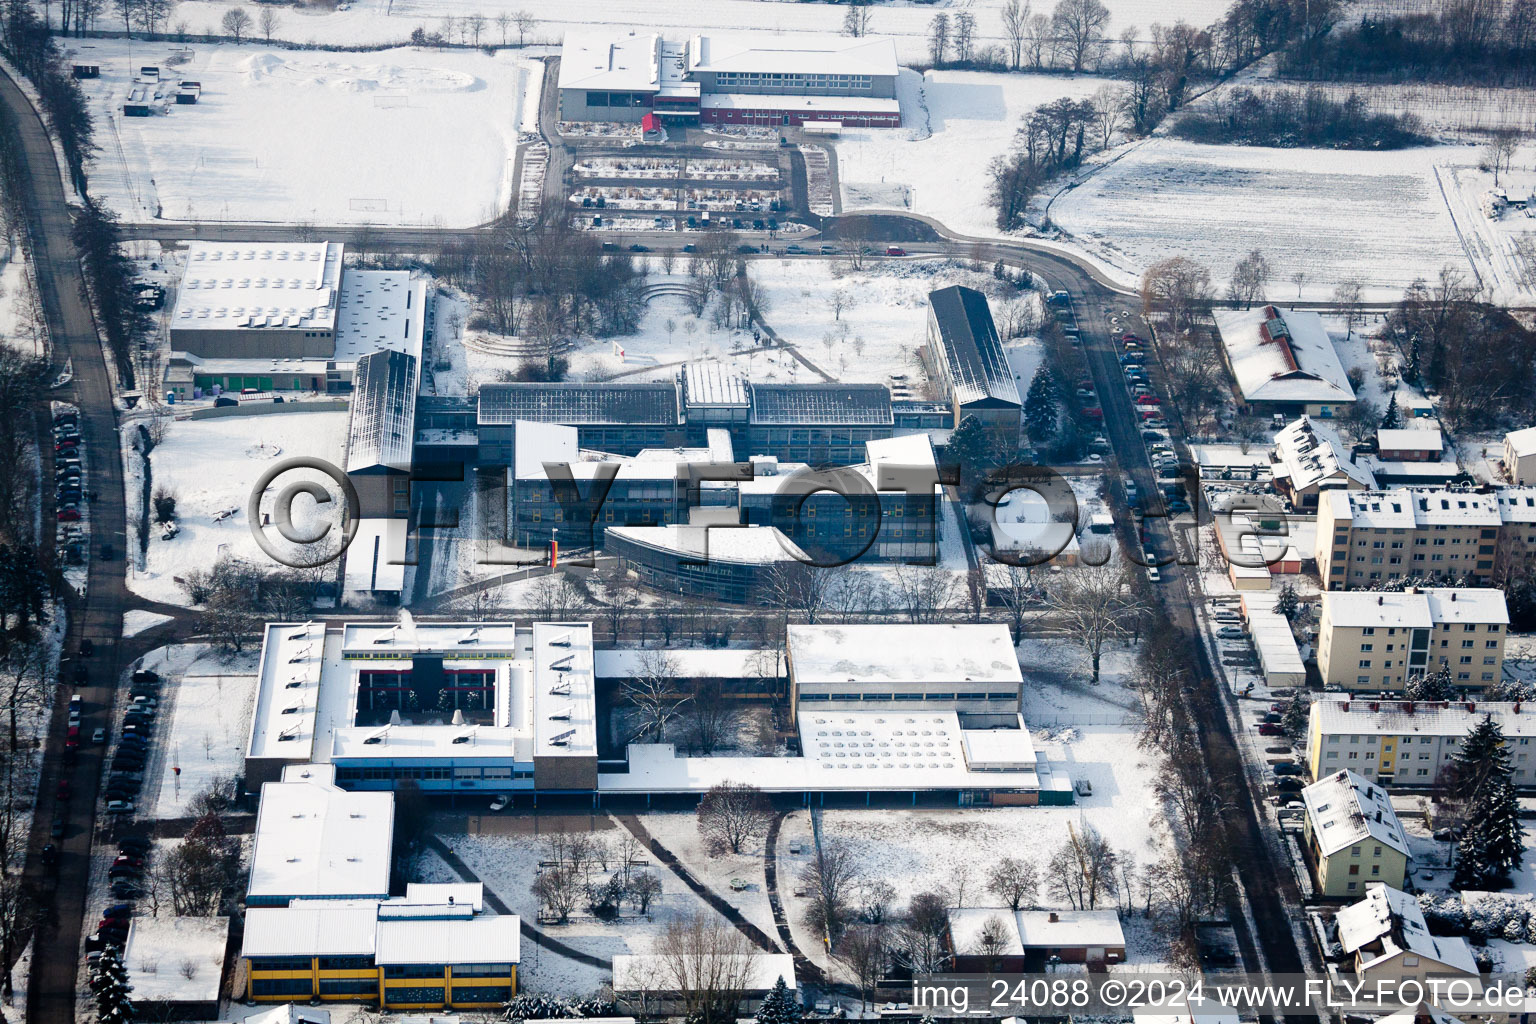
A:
1046 823 1118 909
993 563 1039 643
1000 0 1031 68
974 914 1014 969
494 10 510 44
987 857 1039 910
1485 129 1518 186
696 782 773 855
801 838 863 941
627 871 662 916
531 867 583 923
835 925 887 1010
952 10 977 62
256 5 279 40
512 8 535 45
654 914 757 1024
1333 277 1364 339
892 565 958 623
1226 248 1272 309
890 892 950 973
465 11 485 45
1141 256 1213 335
841 0 873 38
620 650 690 742
681 677 744 755
1052 562 1132 683
1051 0 1111 71
1023 12 1053 68
928 12 951 66
219 6 251 41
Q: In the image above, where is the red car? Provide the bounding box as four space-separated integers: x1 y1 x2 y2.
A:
112 855 145 869
1136 395 1161 405
67 725 79 739
885 246 907 256
1257 723 1283 736
57 509 81 522
1121 332 1143 343
57 780 71 800
1080 407 1103 420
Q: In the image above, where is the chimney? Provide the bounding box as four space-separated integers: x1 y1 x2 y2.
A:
1452 592 1458 602
1049 912 1060 923
1371 702 1379 711
1467 702 1476 712
1343 701 1351 712
1378 595 1384 605
1406 701 1415 714
1516 702 1523 714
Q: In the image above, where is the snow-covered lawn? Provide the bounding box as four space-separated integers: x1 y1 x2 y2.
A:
1049 139 1475 301
455 257 1038 391
836 68 1120 236
126 409 349 606
68 40 535 226
1439 160 1536 305
108 0 1236 64
122 644 259 820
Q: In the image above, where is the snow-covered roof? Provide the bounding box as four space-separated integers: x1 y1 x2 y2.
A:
682 362 748 407
513 420 579 480
333 270 425 366
1311 699 1536 740
687 32 897 78
243 904 380 957
594 648 772 680
1495 486 1536 524
172 242 343 333
1336 883 1476 976
124 916 229 1004
1015 910 1125 949
243 1005 331 1024
1325 487 1415 529
404 883 484 912
1214 305 1355 406
787 624 1022 686
557 31 661 92
613 953 796 993
1377 428 1442 453
532 622 597 759
248 621 327 763
947 908 1025 956
927 286 1021 408
247 764 394 903
342 518 408 595
375 915 520 965
1132 1001 1240 1024
1423 587 1509 625
605 524 808 564
1409 489 1502 526
1322 590 1434 630
1506 426 1536 459
1302 770 1408 858
1271 417 1374 492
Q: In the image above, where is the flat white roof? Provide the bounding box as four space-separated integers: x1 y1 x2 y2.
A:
948 908 1025 956
595 648 772 680
333 271 426 366
247 765 394 903
1325 586 1507 630
1214 305 1355 405
514 420 579 480
1377 427 1442 452
1015 909 1125 949
124 916 229 1004
248 621 328 763
243 904 379 958
532 622 597 759
558 30 660 92
172 242 343 332
787 624 1022 686
688 32 898 77
683 362 748 407
342 518 408 595
375 915 520 966
1302 769 1408 858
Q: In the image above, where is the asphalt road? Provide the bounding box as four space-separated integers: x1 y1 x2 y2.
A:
1 64 134 1024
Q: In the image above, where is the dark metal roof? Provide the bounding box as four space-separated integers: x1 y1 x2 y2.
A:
748 383 893 426
346 349 418 473
926 285 1021 408
478 382 681 426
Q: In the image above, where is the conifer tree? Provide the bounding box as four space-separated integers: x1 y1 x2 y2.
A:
90 947 134 1024
755 976 802 1024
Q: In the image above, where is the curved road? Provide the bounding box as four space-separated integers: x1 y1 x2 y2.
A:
5 63 1310 1024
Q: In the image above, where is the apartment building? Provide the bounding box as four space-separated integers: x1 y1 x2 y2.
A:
1315 488 1501 589
1317 588 1509 692
1300 770 1408 898
1307 699 1536 787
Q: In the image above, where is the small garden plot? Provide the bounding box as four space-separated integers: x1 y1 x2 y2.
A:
573 157 685 179
559 121 641 140
570 186 678 211
683 158 779 181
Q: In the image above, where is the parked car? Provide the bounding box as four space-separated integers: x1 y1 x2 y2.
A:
106 800 135 815
1258 723 1284 736
56 508 81 522
56 780 71 800
489 794 510 811
93 727 106 744
1272 763 1302 776
1217 627 1247 639
884 246 907 256
627 244 650 253
1135 395 1161 406
1147 566 1161 583
132 669 160 683
118 836 150 854
1274 777 1305 793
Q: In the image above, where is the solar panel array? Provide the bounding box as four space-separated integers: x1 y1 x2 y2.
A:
927 286 1021 408
346 350 419 473
747 383 893 426
478 382 681 426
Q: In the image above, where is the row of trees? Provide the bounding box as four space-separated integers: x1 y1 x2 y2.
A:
1443 716 1525 891
1 0 95 190
1171 85 1427 148
528 828 663 923
1283 1 1536 86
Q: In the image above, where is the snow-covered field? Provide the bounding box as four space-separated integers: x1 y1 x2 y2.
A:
67 40 536 226
837 68 1120 235
105 0 1235 63
126 409 349 606
1048 139 1476 301
125 644 260 819
1439 162 1536 304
